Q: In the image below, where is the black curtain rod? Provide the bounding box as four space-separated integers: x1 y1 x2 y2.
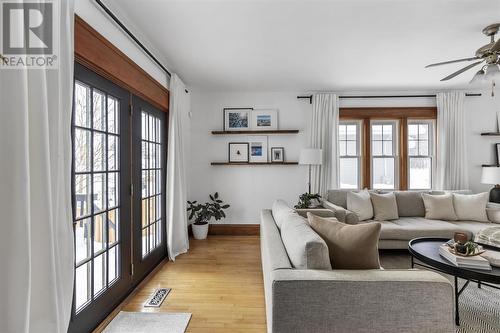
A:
297 93 482 104
94 0 189 93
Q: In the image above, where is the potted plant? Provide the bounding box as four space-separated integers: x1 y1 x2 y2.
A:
187 192 230 239
294 193 322 209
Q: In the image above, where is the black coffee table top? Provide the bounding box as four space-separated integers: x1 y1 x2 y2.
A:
408 237 500 284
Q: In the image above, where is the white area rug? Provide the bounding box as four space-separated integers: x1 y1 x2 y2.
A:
381 252 500 333
103 312 191 333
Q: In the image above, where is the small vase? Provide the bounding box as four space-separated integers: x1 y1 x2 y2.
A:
192 223 209 240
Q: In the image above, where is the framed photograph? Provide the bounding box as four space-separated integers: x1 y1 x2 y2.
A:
251 109 278 131
271 147 285 163
248 136 268 163
224 108 252 131
229 142 249 163
496 143 500 165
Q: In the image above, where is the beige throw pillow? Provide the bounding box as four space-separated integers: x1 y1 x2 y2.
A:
453 192 489 222
370 192 399 221
307 213 381 269
346 189 374 221
421 193 457 221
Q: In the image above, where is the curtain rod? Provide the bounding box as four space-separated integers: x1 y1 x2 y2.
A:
93 0 189 93
297 93 482 104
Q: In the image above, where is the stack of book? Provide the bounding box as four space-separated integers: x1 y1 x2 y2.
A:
439 245 492 271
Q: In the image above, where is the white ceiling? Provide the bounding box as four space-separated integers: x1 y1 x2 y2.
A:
104 0 500 91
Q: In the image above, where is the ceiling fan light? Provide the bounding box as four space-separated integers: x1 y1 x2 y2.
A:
484 64 500 80
469 68 486 84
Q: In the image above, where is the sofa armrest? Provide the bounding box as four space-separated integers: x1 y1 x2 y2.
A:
295 208 336 219
322 200 359 224
271 269 454 333
487 202 500 224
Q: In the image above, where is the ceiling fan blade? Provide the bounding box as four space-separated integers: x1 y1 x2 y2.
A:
440 60 484 81
491 39 500 52
425 57 480 68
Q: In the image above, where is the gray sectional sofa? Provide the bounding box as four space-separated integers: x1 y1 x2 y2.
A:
323 189 497 249
260 201 454 333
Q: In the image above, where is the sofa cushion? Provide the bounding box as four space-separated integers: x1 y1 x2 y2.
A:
307 213 381 269
374 217 461 240
422 193 457 221
453 192 489 222
394 191 427 217
280 213 332 270
272 199 296 229
326 189 349 209
370 192 399 221
347 189 374 221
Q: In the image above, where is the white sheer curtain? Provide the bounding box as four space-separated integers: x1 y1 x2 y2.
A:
166 74 190 260
435 91 469 190
309 93 340 196
0 1 75 332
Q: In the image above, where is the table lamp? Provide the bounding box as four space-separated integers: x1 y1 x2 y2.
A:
299 148 323 194
481 166 500 203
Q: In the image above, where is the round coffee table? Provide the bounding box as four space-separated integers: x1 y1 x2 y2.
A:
408 237 500 326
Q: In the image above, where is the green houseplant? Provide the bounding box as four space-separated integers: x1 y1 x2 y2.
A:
187 192 230 239
294 193 322 209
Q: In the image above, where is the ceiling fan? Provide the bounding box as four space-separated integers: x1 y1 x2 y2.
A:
425 23 500 83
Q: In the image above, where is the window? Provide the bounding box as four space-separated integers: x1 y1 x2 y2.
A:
408 121 434 189
338 107 437 190
339 122 361 189
371 121 398 189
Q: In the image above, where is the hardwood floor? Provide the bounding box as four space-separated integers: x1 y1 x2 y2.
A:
96 236 266 333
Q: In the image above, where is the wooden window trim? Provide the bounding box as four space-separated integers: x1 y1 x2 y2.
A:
339 107 437 190
74 15 169 112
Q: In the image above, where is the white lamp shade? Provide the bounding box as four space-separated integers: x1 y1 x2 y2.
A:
484 64 500 80
481 167 500 185
299 148 323 165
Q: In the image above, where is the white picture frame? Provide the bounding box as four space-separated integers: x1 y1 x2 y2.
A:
224 108 252 131
248 136 268 163
251 109 278 131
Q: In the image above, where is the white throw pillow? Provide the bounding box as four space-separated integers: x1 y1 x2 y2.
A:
421 193 457 221
347 189 374 221
453 192 489 222
370 192 399 221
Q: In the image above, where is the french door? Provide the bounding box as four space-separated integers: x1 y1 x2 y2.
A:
70 64 132 333
70 64 168 332
131 95 167 281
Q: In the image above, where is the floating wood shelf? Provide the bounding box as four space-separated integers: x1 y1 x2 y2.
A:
211 130 299 135
211 162 299 166
482 164 500 167
481 132 500 136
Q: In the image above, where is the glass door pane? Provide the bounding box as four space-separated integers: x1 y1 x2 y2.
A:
132 95 167 282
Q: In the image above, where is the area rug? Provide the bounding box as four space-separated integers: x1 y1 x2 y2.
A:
380 252 500 333
103 311 191 333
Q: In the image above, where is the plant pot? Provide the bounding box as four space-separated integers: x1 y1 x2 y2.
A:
192 223 209 240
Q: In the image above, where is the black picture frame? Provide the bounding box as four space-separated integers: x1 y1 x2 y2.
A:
228 142 250 163
270 147 285 163
223 107 253 131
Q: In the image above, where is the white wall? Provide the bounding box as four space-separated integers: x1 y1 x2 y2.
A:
75 0 169 88
189 89 500 224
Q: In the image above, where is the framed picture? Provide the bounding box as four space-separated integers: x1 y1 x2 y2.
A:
224 108 252 131
248 136 268 163
251 109 278 131
228 142 249 163
271 147 285 163
496 143 500 165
